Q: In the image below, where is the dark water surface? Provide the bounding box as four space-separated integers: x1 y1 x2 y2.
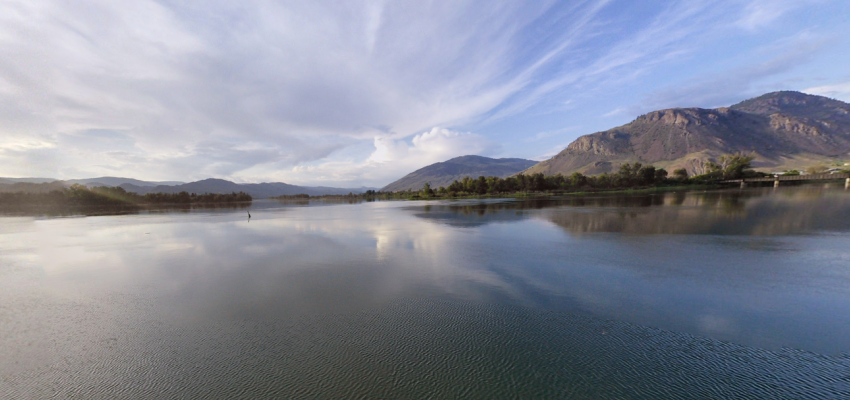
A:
2 186 850 398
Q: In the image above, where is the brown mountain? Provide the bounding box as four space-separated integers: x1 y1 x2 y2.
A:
523 91 850 176
382 155 537 192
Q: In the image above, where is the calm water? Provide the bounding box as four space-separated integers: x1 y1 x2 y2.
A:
2 186 850 399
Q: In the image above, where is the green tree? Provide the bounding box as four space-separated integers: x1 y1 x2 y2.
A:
806 165 828 175
637 165 656 185
569 172 588 188
421 182 434 197
476 176 488 194
718 153 754 179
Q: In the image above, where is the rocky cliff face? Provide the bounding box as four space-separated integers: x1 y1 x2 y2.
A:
524 91 850 176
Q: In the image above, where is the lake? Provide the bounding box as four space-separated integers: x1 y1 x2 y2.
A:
2 186 850 398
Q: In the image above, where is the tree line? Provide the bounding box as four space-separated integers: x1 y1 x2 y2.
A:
0 184 252 208
399 154 759 199
268 154 760 201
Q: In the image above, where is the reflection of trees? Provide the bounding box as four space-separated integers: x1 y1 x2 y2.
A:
276 197 366 206
409 189 850 236
0 202 251 217
0 186 253 217
546 191 850 236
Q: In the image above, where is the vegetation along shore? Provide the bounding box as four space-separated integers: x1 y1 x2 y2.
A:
0 184 252 212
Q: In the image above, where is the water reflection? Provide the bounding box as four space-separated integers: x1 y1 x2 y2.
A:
412 187 850 235
2 187 850 398
0 202 251 217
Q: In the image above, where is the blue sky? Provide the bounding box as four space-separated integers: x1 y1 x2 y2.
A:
1 0 849 187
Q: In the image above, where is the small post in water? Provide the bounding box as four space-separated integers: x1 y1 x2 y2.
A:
774 179 780 188
740 180 747 189
846 177 849 190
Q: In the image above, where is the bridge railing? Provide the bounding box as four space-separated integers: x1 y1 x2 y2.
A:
720 173 850 183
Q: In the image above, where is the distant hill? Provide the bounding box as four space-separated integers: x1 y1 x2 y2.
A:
0 177 376 198
0 177 59 184
67 177 185 187
0 181 68 193
382 155 538 192
523 91 850 176
119 179 375 198
0 176 183 186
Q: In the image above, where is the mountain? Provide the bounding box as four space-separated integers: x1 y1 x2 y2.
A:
0 176 183 186
118 178 375 198
0 177 376 198
382 155 538 192
0 177 59 184
0 181 68 193
66 177 184 187
524 91 850 176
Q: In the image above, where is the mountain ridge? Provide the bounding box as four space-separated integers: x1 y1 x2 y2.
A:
524 91 850 176
0 177 377 198
382 155 537 192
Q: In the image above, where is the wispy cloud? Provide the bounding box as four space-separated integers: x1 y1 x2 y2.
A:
273 127 500 187
526 127 579 142
736 0 820 31
803 81 850 102
630 30 833 115
602 107 628 118
0 0 564 180
0 0 847 184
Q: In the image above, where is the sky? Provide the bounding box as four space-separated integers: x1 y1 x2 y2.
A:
2 0 849 187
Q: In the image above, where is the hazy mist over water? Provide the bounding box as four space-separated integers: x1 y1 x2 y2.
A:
2 186 850 398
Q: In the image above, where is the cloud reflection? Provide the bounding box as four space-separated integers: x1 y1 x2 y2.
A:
3 187 850 355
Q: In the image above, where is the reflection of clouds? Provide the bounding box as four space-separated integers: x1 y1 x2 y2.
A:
4 189 850 354
12 203 523 319
697 314 738 336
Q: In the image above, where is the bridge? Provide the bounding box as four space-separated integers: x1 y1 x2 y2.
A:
722 173 850 189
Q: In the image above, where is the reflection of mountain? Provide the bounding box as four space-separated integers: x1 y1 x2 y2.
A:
546 189 850 236
407 201 530 227
408 189 850 236
405 193 731 228
10 189 850 358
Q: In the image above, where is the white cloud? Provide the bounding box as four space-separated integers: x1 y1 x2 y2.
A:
484 0 731 122
369 127 498 164
627 31 832 116
736 0 817 31
272 127 500 188
0 0 577 181
803 81 850 102
0 0 847 185
602 107 628 118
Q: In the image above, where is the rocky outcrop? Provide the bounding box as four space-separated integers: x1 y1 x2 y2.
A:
524 91 850 176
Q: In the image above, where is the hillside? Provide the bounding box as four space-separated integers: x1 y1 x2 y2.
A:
0 177 375 198
0 176 183 187
119 179 374 198
67 177 185 187
382 155 537 192
523 91 850 176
